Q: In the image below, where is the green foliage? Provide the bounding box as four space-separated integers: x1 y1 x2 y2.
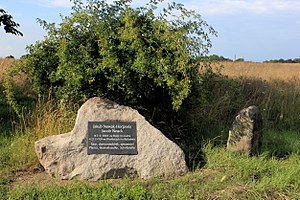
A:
0 87 12 133
10 0 216 116
3 1 218 169
0 9 23 36
235 58 244 62
3 60 25 117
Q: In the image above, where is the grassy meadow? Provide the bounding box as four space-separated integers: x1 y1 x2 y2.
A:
0 58 300 199
215 61 300 81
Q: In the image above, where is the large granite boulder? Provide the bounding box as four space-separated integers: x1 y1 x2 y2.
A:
227 105 263 155
35 97 188 180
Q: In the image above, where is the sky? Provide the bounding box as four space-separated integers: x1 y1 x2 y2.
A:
0 0 299 62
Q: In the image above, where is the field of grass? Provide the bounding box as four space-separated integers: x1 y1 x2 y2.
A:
215 61 300 81
0 58 300 199
209 61 300 131
2 139 300 199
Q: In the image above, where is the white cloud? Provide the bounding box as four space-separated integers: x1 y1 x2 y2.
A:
51 0 72 7
186 0 300 16
32 0 72 8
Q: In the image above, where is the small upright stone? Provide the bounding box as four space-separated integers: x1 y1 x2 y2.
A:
227 105 263 155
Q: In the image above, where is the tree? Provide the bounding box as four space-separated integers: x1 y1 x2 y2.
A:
4 0 217 168
0 9 23 36
6 0 216 117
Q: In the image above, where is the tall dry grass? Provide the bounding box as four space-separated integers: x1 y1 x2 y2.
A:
0 58 15 81
6 96 77 170
210 61 300 130
215 61 300 81
0 58 77 169
0 58 27 90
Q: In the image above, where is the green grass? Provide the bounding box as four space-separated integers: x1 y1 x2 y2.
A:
8 181 152 200
2 138 299 199
262 130 300 158
0 96 299 199
1 59 300 199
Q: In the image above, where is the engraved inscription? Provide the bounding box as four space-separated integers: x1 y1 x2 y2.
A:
87 122 137 155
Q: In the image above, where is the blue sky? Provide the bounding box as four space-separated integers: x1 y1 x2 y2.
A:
0 0 299 62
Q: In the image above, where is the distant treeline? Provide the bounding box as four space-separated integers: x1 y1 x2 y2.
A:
196 54 234 62
264 58 300 63
197 55 300 63
196 54 246 62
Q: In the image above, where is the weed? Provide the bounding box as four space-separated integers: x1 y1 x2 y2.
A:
8 181 152 200
1 59 300 199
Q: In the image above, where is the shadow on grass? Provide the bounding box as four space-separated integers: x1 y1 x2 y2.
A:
261 130 300 159
0 103 13 137
0 85 36 138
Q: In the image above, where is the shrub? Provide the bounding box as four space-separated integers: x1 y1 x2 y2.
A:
4 0 219 168
6 0 216 117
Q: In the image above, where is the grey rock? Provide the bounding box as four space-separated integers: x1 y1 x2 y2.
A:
227 105 263 155
35 97 188 180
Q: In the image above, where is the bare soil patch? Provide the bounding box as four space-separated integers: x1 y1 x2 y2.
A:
10 169 72 190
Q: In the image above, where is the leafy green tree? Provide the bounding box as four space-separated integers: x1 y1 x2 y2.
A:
4 0 220 168
6 0 216 118
0 9 23 36
24 0 214 107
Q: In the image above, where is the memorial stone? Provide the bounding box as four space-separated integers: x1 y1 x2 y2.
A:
35 97 188 180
